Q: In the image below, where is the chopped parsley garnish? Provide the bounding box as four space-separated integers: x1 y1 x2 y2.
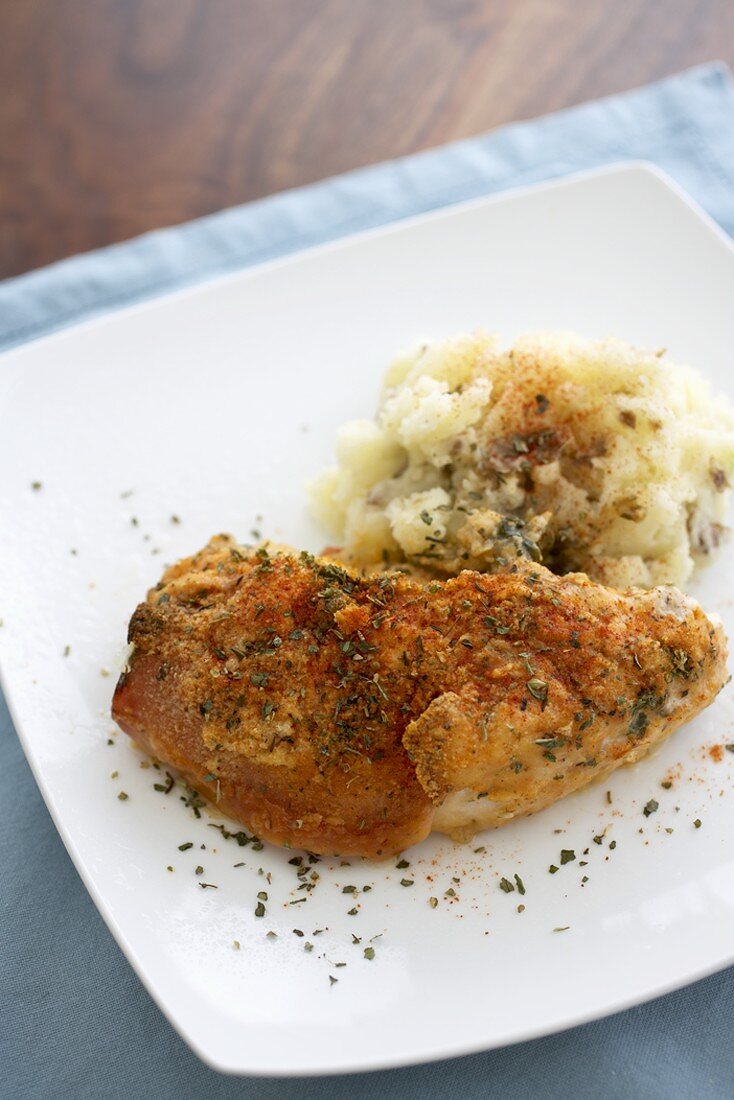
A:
534 735 565 749
527 678 548 703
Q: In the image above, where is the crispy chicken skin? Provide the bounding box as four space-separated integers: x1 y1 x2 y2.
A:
112 536 727 857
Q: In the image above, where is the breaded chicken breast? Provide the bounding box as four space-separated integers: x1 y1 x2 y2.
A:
112 537 727 857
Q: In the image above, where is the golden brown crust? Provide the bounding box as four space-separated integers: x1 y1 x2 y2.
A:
112 536 728 857
113 536 435 857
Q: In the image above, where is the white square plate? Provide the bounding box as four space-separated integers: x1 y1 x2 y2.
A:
2 163 734 1076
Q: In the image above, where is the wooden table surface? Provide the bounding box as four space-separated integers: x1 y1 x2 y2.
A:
1 0 732 280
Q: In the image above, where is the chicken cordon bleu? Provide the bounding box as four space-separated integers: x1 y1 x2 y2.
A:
112 536 727 858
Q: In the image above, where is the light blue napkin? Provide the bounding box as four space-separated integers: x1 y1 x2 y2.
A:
2 63 734 1100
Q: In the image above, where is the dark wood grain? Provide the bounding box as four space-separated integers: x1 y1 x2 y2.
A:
0 0 732 278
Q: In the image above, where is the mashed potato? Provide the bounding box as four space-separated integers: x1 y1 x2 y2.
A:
311 332 734 588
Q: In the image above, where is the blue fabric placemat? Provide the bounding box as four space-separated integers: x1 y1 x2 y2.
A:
2 62 734 1100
